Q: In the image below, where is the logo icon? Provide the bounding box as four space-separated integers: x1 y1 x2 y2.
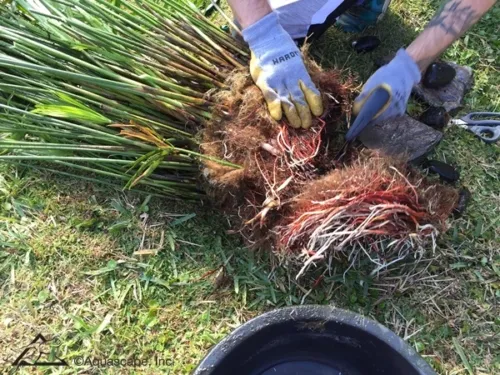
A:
12 333 67 367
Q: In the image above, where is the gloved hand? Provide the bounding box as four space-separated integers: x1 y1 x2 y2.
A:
242 12 323 129
353 49 421 122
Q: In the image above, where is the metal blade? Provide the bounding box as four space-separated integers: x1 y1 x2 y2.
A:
346 87 391 142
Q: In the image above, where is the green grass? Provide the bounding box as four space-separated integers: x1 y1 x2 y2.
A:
1 0 499 374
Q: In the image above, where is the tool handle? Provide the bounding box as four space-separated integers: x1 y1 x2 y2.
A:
462 112 500 126
469 125 500 143
346 87 391 142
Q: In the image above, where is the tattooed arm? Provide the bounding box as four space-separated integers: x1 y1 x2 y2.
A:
354 0 496 125
406 0 496 73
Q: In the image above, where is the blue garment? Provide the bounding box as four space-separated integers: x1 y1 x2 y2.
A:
337 0 393 32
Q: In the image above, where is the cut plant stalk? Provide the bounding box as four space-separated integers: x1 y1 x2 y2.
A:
0 1 246 199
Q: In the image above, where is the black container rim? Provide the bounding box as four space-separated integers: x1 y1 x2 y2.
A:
194 305 436 375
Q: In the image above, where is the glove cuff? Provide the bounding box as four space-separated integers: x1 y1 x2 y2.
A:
242 12 288 49
395 48 422 85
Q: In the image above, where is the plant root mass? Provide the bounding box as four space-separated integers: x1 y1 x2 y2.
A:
202 62 459 275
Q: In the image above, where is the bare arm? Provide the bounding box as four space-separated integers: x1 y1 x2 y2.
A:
227 0 272 29
407 0 497 73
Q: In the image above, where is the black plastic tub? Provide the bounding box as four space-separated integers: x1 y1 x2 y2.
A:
193 305 436 375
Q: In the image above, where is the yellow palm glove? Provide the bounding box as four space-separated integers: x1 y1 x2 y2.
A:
243 13 323 129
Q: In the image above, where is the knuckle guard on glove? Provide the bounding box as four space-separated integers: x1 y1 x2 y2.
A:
354 49 421 123
243 12 323 129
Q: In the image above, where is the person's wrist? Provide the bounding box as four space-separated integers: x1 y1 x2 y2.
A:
242 12 290 49
406 43 437 74
394 48 421 85
238 6 272 29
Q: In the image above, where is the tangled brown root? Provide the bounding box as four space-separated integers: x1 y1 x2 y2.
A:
201 58 459 275
201 59 352 248
279 152 459 276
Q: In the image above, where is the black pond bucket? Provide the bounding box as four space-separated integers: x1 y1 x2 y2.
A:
193 306 436 375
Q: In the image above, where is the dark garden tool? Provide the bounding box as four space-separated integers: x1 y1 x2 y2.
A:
335 87 391 162
346 86 391 142
449 112 500 143
194 306 436 375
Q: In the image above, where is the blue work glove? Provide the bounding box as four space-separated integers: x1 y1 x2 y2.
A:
242 12 324 129
353 49 421 122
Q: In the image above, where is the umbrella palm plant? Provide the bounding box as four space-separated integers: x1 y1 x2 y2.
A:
0 0 247 199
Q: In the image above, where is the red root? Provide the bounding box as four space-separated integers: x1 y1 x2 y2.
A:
201 61 352 250
278 154 459 276
201 60 459 275
276 119 326 176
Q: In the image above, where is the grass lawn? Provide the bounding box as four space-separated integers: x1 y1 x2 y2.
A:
0 0 498 374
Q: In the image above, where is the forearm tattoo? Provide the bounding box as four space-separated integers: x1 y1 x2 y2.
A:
427 0 481 37
411 0 485 71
